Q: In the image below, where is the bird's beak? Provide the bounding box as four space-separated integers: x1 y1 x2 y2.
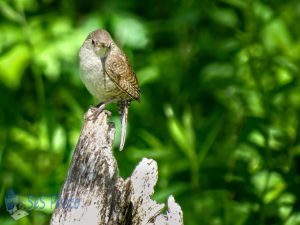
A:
99 43 106 48
94 42 110 57
98 42 110 49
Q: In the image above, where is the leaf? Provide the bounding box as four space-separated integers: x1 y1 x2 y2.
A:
0 1 24 23
111 14 149 49
137 65 160 85
0 43 31 89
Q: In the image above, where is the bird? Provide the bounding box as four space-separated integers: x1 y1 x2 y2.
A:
79 29 141 151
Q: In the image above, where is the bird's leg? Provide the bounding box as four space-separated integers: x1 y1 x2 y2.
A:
118 100 130 151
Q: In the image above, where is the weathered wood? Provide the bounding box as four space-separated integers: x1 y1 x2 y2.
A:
50 108 183 225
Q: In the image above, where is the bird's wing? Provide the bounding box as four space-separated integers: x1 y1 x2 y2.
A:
105 51 140 101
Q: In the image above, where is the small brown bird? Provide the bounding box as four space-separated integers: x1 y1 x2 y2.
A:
79 29 141 150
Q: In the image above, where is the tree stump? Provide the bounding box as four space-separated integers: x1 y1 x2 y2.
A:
50 109 184 225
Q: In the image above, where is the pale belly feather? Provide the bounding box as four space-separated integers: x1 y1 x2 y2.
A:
79 50 124 103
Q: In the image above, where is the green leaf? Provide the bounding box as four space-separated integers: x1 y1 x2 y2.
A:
0 1 23 23
262 19 292 53
111 15 149 49
137 66 160 85
165 105 190 156
0 43 31 88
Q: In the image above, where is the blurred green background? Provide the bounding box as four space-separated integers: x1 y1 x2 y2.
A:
1 0 300 224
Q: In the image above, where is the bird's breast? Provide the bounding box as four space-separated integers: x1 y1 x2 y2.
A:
79 52 124 102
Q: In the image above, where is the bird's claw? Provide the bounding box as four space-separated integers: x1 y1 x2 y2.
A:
86 104 111 121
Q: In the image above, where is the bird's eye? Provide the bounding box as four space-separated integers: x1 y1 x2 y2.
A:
92 39 95 45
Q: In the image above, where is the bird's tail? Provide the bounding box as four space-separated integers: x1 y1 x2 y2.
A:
119 101 129 151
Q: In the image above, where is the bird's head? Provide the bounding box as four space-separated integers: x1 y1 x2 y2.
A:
87 29 113 58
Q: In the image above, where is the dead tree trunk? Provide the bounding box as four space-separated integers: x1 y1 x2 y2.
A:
50 108 183 225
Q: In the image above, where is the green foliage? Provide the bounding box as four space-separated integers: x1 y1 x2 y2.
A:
1 0 300 224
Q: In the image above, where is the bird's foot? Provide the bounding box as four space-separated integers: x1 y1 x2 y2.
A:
87 104 111 121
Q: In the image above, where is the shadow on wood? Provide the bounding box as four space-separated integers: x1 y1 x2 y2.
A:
50 108 183 225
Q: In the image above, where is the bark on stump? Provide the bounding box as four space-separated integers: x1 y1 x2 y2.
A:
50 108 183 225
